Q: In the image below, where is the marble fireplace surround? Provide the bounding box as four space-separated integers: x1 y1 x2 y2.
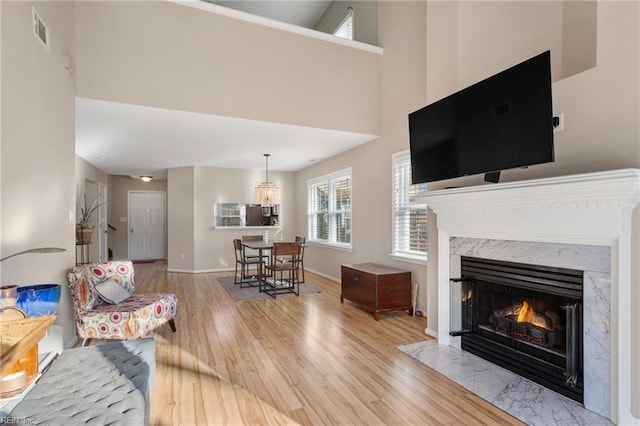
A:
418 169 640 425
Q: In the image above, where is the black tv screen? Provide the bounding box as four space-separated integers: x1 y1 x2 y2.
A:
409 51 554 184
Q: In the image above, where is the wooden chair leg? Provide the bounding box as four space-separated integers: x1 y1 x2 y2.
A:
168 318 177 332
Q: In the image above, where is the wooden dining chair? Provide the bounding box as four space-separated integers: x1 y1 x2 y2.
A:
295 236 306 283
263 242 301 298
233 239 261 287
241 235 269 264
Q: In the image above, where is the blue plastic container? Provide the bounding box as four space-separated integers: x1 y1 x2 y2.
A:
16 284 61 317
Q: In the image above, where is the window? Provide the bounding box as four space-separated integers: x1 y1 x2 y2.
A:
308 169 352 248
392 152 427 261
333 7 354 40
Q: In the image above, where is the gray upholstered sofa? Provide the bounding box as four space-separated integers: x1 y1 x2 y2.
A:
7 338 155 425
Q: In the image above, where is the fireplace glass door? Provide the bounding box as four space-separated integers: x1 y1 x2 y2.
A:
452 256 584 402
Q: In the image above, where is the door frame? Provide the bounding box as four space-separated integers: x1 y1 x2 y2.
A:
127 190 167 260
97 183 108 262
83 179 102 263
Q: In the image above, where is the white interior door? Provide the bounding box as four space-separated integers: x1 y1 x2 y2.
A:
129 191 166 260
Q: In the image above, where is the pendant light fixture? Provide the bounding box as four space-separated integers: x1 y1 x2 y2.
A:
255 154 280 205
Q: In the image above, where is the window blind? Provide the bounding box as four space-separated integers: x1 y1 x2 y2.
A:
393 152 427 259
332 176 351 244
308 181 329 241
308 169 352 248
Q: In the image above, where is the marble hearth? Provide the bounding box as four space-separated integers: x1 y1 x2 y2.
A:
417 169 640 425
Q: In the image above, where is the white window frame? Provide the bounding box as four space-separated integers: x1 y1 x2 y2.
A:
307 168 352 250
333 7 354 41
391 151 427 264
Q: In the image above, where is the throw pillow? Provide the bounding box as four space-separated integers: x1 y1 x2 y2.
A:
95 277 130 304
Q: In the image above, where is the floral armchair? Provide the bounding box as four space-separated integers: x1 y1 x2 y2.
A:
67 260 177 346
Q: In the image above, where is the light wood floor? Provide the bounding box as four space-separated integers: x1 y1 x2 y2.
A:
132 260 524 426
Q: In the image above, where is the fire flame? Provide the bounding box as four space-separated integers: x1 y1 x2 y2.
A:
516 301 551 330
461 289 473 302
516 301 532 323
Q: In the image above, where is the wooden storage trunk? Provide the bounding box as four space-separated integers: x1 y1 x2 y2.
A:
341 263 413 320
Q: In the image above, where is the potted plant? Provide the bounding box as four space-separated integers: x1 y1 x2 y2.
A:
76 195 103 244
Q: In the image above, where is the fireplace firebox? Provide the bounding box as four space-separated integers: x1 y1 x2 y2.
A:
451 256 584 402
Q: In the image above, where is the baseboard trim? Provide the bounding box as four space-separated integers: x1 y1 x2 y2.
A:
304 268 339 283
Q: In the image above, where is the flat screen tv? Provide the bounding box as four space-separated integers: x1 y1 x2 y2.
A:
409 50 554 184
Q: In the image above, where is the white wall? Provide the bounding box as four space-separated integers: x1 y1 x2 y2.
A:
74 1 382 137
75 155 108 263
562 1 597 79
457 1 563 87
76 156 107 200
167 167 195 271
1 1 77 346
107 174 168 260
166 166 296 272
295 2 429 315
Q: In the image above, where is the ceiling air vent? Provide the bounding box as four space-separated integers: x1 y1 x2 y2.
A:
32 7 50 53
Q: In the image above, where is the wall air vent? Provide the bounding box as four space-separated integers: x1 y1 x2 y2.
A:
32 7 50 53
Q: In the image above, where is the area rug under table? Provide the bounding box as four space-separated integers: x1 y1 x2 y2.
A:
218 276 321 301
397 340 611 426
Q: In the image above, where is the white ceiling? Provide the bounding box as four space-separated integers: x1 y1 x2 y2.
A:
75 1 377 180
76 98 378 179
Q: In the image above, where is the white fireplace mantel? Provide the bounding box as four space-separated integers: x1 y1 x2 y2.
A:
417 169 640 425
